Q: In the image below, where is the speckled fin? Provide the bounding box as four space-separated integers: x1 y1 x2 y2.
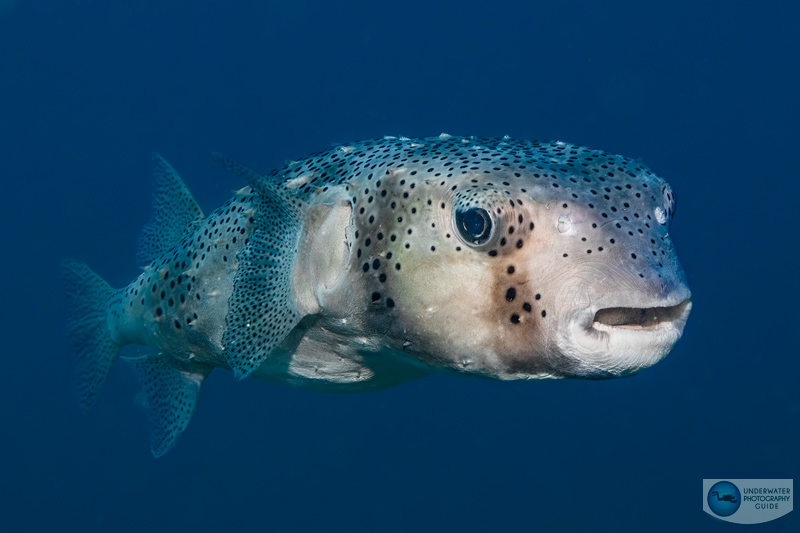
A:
134 356 210 458
137 154 205 267
215 155 306 379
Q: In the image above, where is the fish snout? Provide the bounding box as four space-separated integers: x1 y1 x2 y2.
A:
551 271 692 377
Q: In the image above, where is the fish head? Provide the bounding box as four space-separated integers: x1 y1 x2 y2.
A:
341 138 691 380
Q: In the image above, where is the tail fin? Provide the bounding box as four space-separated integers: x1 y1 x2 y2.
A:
62 259 121 409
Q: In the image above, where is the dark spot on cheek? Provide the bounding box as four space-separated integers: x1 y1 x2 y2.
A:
371 292 381 302
510 314 520 324
386 298 395 308
522 302 532 312
507 266 515 274
506 288 516 301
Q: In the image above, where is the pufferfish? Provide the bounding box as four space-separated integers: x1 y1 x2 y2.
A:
63 134 692 456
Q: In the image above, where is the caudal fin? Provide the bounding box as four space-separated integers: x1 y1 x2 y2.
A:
62 259 121 409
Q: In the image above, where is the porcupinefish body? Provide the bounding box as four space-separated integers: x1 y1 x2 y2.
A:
64 135 692 456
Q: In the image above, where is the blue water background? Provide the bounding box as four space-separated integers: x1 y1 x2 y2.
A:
1 1 797 531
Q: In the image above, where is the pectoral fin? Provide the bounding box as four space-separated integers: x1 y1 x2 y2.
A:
215 155 307 379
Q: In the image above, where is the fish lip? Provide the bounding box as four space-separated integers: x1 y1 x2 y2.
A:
590 298 693 332
562 289 692 376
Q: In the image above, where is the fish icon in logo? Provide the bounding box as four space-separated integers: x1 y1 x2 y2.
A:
708 481 742 517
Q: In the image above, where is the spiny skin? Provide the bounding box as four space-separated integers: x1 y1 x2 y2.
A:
108 134 691 389
65 134 693 455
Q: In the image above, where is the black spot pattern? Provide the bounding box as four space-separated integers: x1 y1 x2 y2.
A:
114 184 260 351
260 135 679 336
219 187 304 379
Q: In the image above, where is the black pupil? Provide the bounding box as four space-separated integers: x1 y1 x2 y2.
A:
457 207 492 244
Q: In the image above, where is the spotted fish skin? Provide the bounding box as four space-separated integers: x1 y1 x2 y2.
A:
108 188 257 368
277 135 690 379
63 135 691 456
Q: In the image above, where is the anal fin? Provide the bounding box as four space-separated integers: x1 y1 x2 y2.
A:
134 355 211 457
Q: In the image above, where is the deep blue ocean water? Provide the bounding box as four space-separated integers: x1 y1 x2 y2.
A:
1 1 797 531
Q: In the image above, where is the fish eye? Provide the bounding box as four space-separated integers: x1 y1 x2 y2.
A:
455 207 494 245
656 183 676 227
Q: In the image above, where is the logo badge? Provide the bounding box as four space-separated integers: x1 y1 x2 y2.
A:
703 479 793 524
707 481 741 517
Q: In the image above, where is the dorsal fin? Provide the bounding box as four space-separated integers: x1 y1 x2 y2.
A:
137 154 205 266
214 154 308 379
134 355 211 457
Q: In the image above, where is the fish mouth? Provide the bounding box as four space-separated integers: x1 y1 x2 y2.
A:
563 292 692 376
591 300 692 332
